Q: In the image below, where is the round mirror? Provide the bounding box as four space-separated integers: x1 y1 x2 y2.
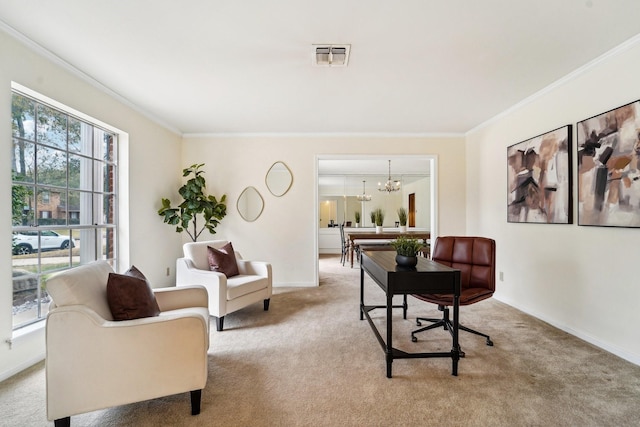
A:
237 186 264 222
265 161 293 197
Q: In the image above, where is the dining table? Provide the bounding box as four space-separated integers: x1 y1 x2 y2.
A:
346 229 430 267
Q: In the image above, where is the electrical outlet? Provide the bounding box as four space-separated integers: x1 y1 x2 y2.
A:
166 267 170 276
499 271 504 281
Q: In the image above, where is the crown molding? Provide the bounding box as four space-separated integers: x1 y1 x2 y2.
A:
182 132 464 139
0 19 182 136
467 32 640 136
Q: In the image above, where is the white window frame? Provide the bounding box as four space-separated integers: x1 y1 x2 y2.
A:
10 83 124 331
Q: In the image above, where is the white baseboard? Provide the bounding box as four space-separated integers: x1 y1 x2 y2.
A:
0 352 45 382
494 295 640 367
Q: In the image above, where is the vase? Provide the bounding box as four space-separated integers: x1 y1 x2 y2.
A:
399 225 407 233
375 225 383 234
395 254 418 267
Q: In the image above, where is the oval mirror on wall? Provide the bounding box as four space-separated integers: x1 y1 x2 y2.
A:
265 161 293 197
237 186 264 222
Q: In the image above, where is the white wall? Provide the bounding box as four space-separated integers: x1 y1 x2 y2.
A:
182 136 466 286
0 30 183 380
466 37 640 364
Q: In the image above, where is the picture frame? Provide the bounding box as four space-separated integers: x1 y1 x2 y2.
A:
507 125 573 224
577 100 640 227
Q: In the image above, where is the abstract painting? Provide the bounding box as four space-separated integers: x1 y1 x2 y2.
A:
577 100 640 227
507 125 572 224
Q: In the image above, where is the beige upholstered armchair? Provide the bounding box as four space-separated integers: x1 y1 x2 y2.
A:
177 240 272 331
45 261 210 427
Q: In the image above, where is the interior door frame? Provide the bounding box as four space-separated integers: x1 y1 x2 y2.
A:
314 154 438 285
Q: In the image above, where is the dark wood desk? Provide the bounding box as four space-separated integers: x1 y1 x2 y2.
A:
360 251 461 378
347 230 430 267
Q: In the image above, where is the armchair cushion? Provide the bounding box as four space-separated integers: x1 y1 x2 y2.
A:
107 271 161 321
46 260 115 320
207 242 239 277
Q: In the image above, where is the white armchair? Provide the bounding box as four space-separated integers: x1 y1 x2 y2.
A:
45 261 210 427
177 240 272 331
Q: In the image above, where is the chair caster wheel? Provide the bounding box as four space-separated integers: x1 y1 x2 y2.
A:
411 336 417 343
486 339 494 346
416 320 422 326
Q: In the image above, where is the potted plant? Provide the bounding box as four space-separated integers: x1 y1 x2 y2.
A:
390 235 423 267
397 207 408 232
373 208 385 233
369 211 376 228
354 211 361 227
157 163 227 242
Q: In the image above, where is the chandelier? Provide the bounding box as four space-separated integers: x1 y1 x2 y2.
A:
357 180 372 201
378 160 401 193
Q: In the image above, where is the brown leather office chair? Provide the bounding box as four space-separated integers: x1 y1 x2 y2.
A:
411 236 496 349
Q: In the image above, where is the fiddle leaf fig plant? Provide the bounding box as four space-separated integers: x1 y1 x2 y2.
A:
158 163 227 242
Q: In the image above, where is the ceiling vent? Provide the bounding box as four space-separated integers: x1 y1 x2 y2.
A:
312 44 350 67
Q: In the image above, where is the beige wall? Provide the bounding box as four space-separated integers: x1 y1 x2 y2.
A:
182 136 466 285
466 37 640 364
0 30 183 380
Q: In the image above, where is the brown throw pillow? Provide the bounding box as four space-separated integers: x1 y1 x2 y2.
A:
106 265 161 321
207 242 239 277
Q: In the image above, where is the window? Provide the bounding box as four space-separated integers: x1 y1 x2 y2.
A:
11 88 119 330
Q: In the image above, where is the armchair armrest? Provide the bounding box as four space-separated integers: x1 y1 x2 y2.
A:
46 305 209 421
176 258 227 317
153 285 208 312
236 259 271 278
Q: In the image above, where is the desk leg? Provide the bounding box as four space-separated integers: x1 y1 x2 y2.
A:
350 241 355 268
452 294 460 376
402 294 407 319
386 291 393 378
360 264 364 321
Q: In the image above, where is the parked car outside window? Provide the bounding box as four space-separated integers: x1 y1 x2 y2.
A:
12 231 76 255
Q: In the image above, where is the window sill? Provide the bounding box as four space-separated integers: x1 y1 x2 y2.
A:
11 319 45 344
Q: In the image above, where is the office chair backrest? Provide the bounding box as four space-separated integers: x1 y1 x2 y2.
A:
431 236 495 292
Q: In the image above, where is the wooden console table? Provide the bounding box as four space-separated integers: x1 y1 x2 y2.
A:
360 250 461 378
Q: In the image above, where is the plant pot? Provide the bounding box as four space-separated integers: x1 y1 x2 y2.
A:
399 225 407 233
375 226 383 234
395 254 418 267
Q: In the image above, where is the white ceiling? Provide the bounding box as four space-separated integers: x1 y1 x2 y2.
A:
1 1 639 135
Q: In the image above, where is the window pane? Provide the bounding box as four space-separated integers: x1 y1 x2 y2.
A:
12 272 50 329
36 187 65 226
36 104 67 149
102 193 116 225
98 228 116 261
68 117 94 155
12 94 35 141
102 132 116 162
65 191 84 225
12 185 35 226
12 139 35 182
37 145 67 187
99 161 116 193
68 153 92 190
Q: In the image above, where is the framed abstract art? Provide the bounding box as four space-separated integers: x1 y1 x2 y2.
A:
577 100 640 227
507 125 572 224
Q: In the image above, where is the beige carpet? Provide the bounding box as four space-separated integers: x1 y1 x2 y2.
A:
2 254 640 426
